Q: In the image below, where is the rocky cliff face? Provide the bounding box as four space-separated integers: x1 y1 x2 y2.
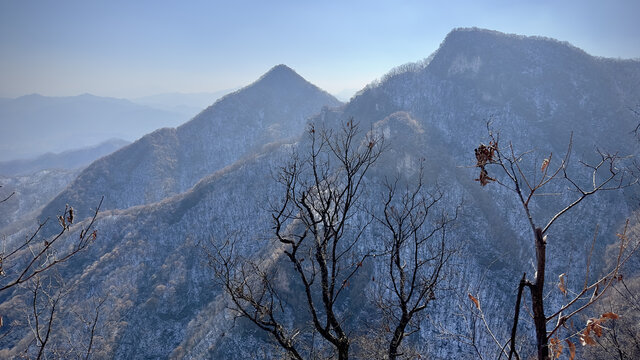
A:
1 29 638 359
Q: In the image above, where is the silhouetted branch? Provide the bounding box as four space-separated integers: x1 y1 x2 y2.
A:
0 185 15 204
211 119 391 359
473 123 636 360
375 160 458 360
0 196 103 293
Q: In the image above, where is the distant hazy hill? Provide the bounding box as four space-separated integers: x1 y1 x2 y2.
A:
132 90 237 118
0 93 188 161
2 29 639 359
39 65 342 221
332 88 359 102
0 138 129 176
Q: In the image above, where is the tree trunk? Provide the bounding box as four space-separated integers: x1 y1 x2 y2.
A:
508 273 527 360
337 339 349 360
389 315 410 360
532 228 549 360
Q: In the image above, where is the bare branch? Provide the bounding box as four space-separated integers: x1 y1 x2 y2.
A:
376 160 458 360
0 196 103 293
0 187 15 204
472 123 635 360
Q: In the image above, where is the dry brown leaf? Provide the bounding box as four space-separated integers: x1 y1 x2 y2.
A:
541 158 550 172
566 339 576 360
601 312 619 320
555 343 563 359
550 337 563 359
468 293 480 310
585 318 605 338
593 322 603 337
577 313 619 347
580 332 596 346
475 168 496 186
558 273 567 295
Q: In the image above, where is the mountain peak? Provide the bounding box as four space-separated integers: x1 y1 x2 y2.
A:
209 63 340 108
413 27 600 82
437 27 518 53
16 93 46 101
438 27 587 58
76 93 99 99
253 64 307 86
267 64 295 74
443 27 533 43
445 27 503 38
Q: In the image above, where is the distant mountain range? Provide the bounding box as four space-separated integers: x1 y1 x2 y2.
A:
0 86 352 162
332 88 359 102
0 138 130 176
1 28 639 359
0 93 189 161
131 90 238 119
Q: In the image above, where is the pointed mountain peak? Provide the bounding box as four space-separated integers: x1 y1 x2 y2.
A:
266 64 296 75
203 63 340 108
193 63 340 114
253 64 309 87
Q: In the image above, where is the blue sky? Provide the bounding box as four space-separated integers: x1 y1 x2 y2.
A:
1 0 639 99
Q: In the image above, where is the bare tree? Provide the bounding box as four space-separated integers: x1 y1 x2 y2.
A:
210 120 459 359
0 197 103 293
22 272 108 360
0 187 104 358
211 120 384 359
28 275 63 360
374 163 458 360
472 125 638 360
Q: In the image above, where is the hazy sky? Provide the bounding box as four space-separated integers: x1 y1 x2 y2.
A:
1 0 639 99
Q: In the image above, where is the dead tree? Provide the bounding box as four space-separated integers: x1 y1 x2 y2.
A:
211 120 383 359
0 197 103 293
27 274 67 360
23 272 108 360
375 163 458 360
0 192 104 356
472 125 638 360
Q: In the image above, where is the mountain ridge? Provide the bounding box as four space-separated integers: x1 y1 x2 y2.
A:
1 29 638 359
37 65 341 227
0 138 130 176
